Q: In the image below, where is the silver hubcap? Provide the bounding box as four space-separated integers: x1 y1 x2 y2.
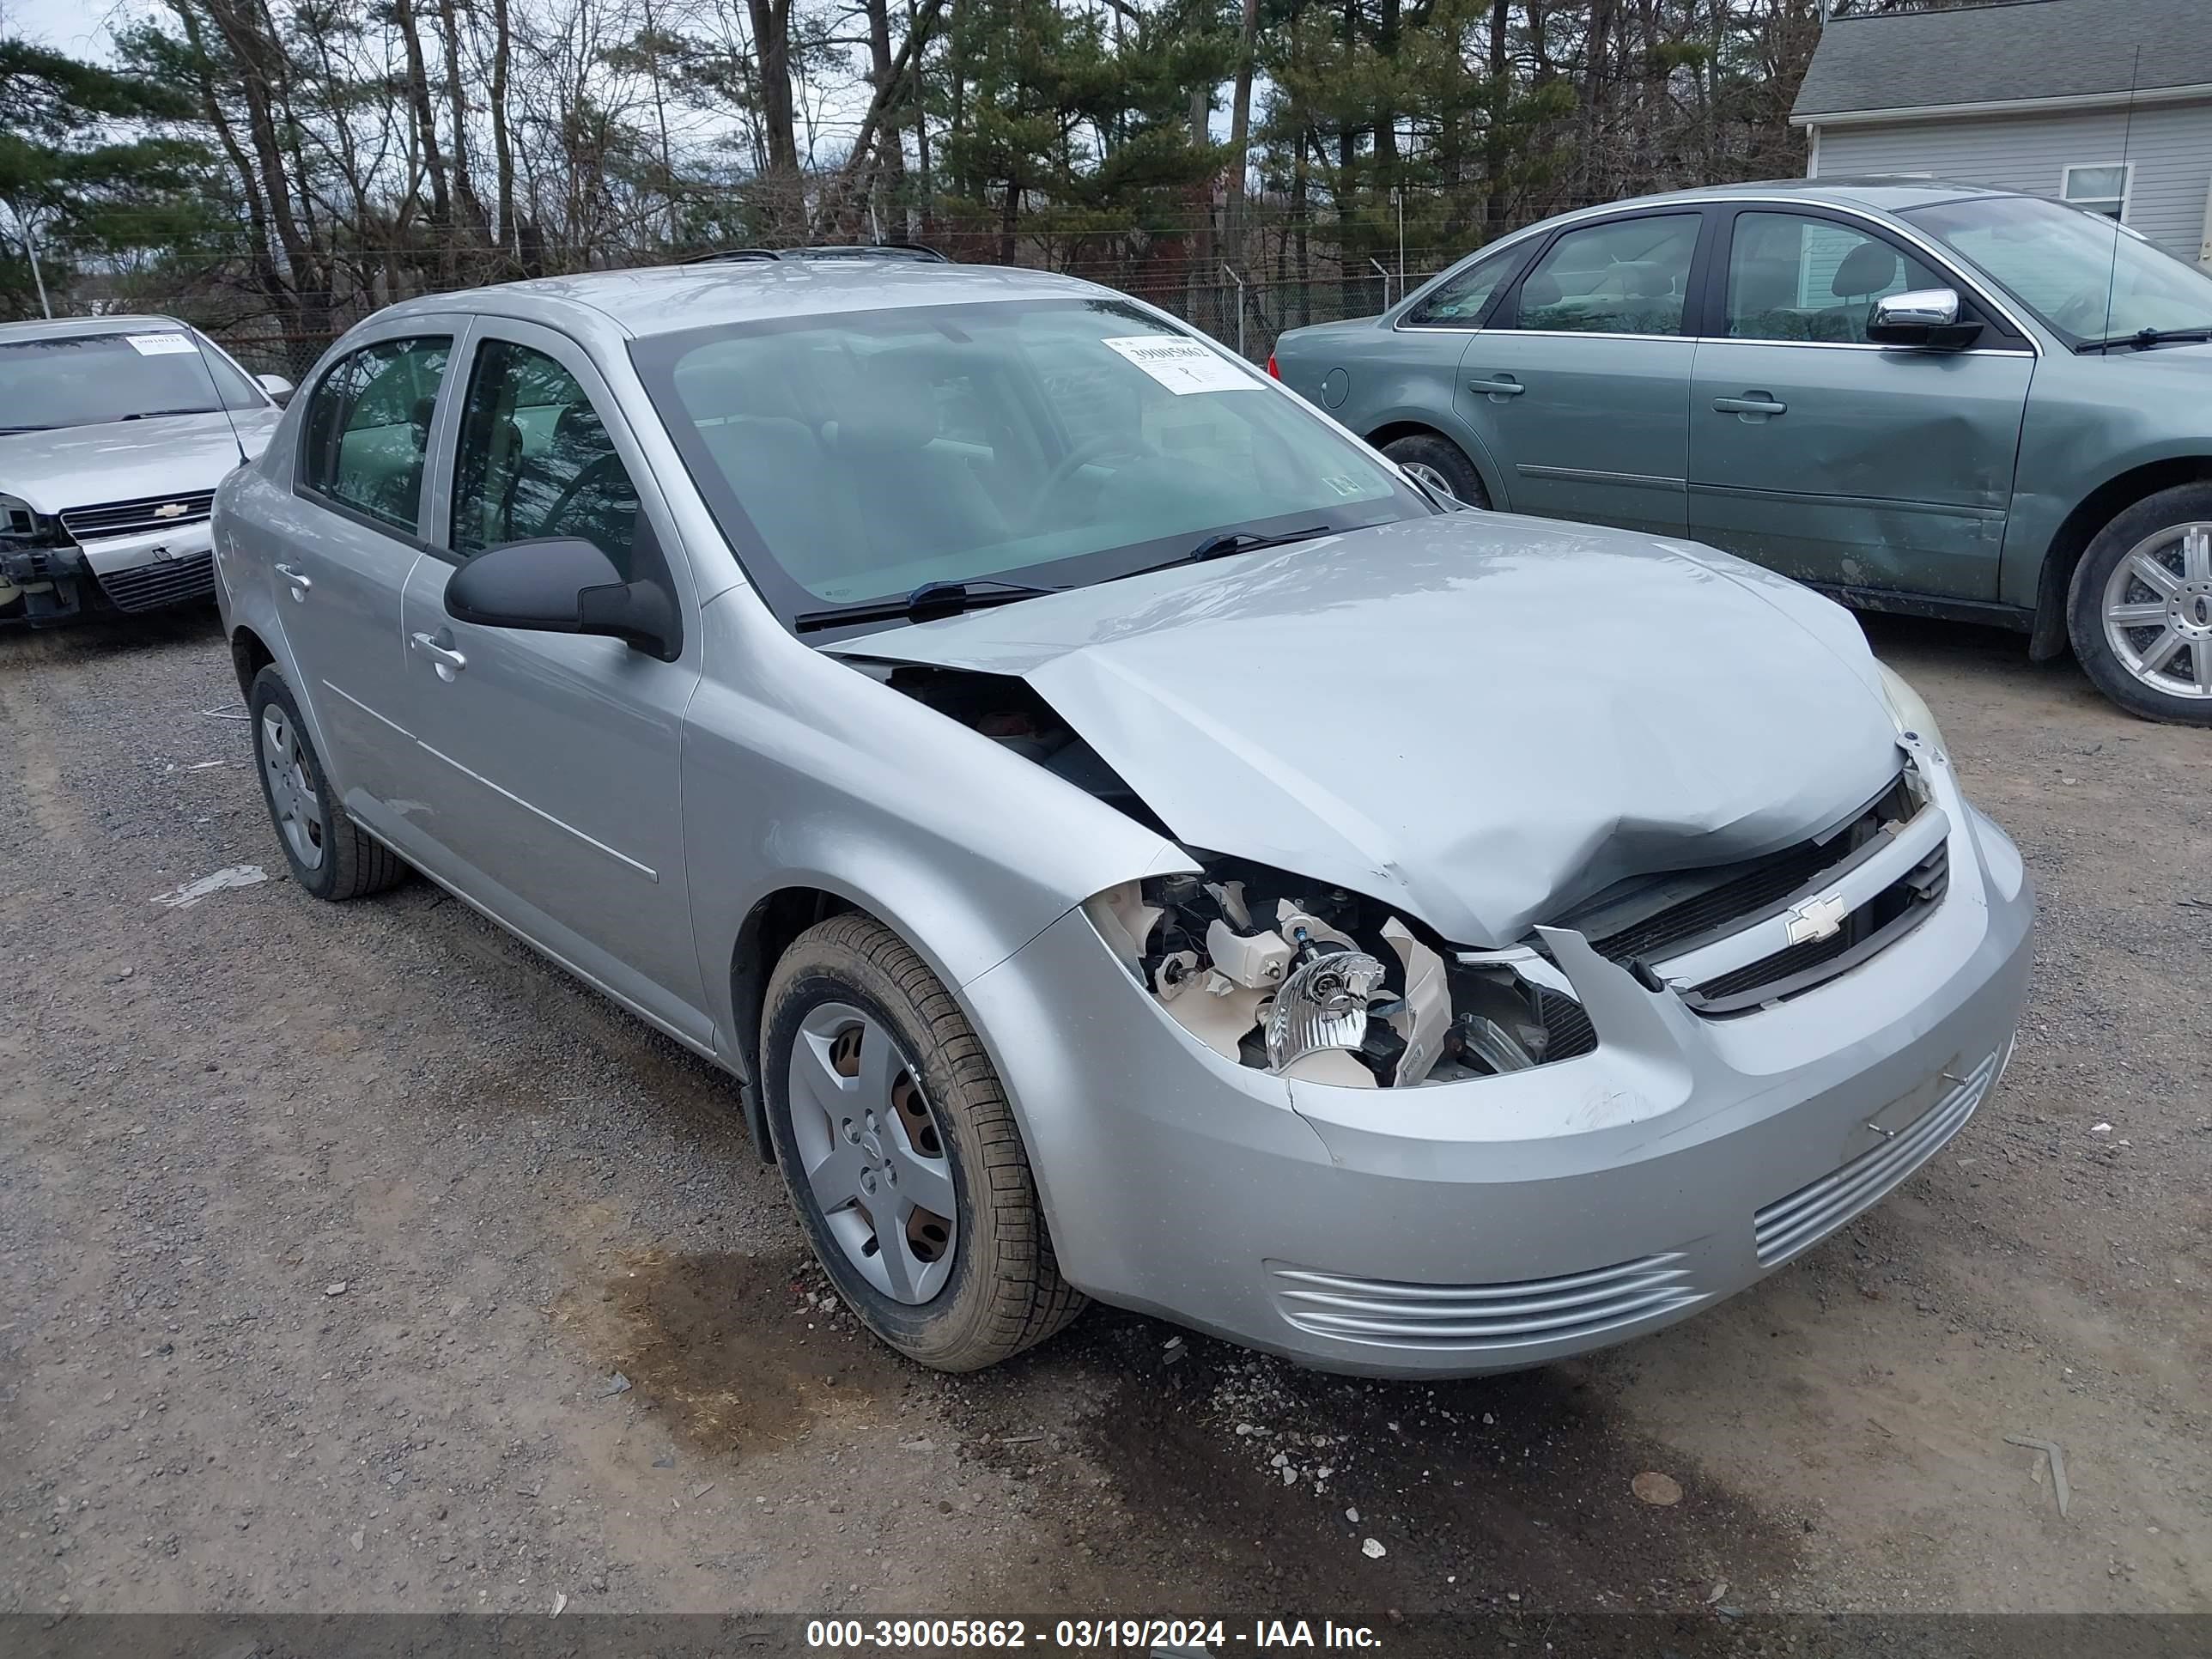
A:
1401 461 1462 502
2102 522 2212 700
787 1002 957 1305
258 706 326 870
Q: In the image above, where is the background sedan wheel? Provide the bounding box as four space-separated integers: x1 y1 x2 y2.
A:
247 665 410 900
763 913 1085 1370
1381 432 1490 509
2069 484 2212 726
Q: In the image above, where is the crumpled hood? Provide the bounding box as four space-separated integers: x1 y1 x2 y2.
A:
0 410 279 515
830 514 1902 946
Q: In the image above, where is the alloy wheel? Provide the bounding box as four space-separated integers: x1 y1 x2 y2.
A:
1401 461 1462 502
2101 522 2212 701
259 706 327 870
786 1001 958 1304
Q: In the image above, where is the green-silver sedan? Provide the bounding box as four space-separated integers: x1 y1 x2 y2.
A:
1270 179 2212 724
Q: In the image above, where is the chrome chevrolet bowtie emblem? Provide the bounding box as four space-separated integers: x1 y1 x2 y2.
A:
1785 890 1849 945
152 501 189 520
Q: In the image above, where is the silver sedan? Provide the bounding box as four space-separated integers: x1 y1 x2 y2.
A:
212 252 2033 1376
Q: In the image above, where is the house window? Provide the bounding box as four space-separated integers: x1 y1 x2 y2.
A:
2060 162 2133 222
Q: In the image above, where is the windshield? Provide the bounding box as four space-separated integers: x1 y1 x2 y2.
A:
1900 194 2212 347
0 329 264 433
631 296 1429 626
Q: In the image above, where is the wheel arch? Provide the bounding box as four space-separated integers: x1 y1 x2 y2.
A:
1363 417 1507 508
2032 456 2212 659
231 623 275 702
726 884 860 1159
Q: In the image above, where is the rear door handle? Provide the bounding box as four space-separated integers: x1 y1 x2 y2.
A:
274 562 312 599
1714 394 1788 416
410 631 467 679
1468 375 1526 397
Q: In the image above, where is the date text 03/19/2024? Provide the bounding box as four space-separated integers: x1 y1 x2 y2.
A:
804 1618 1385 1649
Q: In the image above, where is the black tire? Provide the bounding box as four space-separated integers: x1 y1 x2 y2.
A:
1382 432 1491 508
762 913 1085 1371
248 665 410 900
2066 482 2212 726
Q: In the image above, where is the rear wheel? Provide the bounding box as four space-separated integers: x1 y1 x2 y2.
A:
1382 433 1490 509
2067 483 2212 725
762 913 1085 1371
249 665 409 900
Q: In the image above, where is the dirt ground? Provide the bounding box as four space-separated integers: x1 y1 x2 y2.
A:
1 604 2206 1642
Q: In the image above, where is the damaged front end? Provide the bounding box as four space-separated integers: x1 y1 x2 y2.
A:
1085 863 1597 1091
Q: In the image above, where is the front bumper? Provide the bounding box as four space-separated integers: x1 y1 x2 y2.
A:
0 521 216 623
963 763 2034 1377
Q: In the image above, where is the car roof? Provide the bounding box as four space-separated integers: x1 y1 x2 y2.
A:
377 258 1117 340
1579 176 2018 217
0 313 190 343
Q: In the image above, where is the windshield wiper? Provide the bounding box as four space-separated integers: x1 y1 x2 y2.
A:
794 577 1064 635
119 407 220 420
1182 524 1337 563
0 424 52 434
2075 325 2212 355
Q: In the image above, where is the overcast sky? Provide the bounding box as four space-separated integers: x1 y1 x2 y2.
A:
8 0 143 56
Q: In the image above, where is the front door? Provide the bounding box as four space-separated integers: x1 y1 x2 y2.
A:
1687 208 2035 600
393 319 709 1043
273 327 457 831
1455 210 1705 538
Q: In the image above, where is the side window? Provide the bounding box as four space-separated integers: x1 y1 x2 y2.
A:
449 340 640 576
301 337 451 531
1725 212 1945 344
1510 214 1700 336
1406 246 1526 326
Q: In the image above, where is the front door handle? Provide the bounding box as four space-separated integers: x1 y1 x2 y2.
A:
410 631 468 681
1714 394 1788 417
274 562 312 599
1468 375 1526 398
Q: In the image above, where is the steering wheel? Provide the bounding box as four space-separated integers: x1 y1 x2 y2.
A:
538 453 632 544
2051 289 2112 338
1025 433 1153 526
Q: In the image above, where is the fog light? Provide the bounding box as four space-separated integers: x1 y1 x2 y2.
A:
1264 950 1385 1072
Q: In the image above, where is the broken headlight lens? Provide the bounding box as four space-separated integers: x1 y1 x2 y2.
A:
0 494 66 550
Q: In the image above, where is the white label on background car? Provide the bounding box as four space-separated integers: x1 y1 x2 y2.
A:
1101 335 1261 395
126 333 198 356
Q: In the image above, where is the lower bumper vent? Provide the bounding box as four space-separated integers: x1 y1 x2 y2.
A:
1267 1253 1704 1352
96 551 216 614
1753 1048 2000 1267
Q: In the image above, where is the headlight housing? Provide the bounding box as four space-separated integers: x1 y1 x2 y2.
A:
0 493 67 550
1876 661 1947 760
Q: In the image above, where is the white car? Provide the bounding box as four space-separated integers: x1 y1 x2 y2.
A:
1 314 290 625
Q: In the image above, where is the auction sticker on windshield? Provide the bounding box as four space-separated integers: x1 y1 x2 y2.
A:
126 334 199 356
1102 335 1260 395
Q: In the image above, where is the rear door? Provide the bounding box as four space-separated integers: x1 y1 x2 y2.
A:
1686 206 2034 599
1455 210 1708 536
392 317 711 1042
277 324 459 830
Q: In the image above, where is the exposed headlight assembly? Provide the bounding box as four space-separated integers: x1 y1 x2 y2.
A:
1085 857 1598 1090
0 493 66 550
1876 661 1947 762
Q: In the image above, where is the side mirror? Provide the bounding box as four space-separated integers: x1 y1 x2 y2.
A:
1867 288 1983 350
444 537 681 661
255 373 295 404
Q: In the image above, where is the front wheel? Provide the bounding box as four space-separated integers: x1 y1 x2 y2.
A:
1382 433 1490 509
2067 483 2212 725
761 914 1085 1371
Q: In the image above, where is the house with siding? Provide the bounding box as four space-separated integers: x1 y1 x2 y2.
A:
1792 0 2212 268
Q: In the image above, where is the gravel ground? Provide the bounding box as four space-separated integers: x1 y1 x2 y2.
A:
1 605 2206 1638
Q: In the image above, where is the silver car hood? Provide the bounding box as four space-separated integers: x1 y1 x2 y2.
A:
829 514 1901 946
0 410 279 515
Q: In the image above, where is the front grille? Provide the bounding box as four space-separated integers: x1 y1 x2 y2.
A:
1753 1047 2000 1267
1536 988 1597 1060
96 551 216 613
60 490 216 541
1267 1252 1705 1351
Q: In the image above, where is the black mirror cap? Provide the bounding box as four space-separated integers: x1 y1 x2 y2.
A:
444 536 681 660
1867 316 1985 351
